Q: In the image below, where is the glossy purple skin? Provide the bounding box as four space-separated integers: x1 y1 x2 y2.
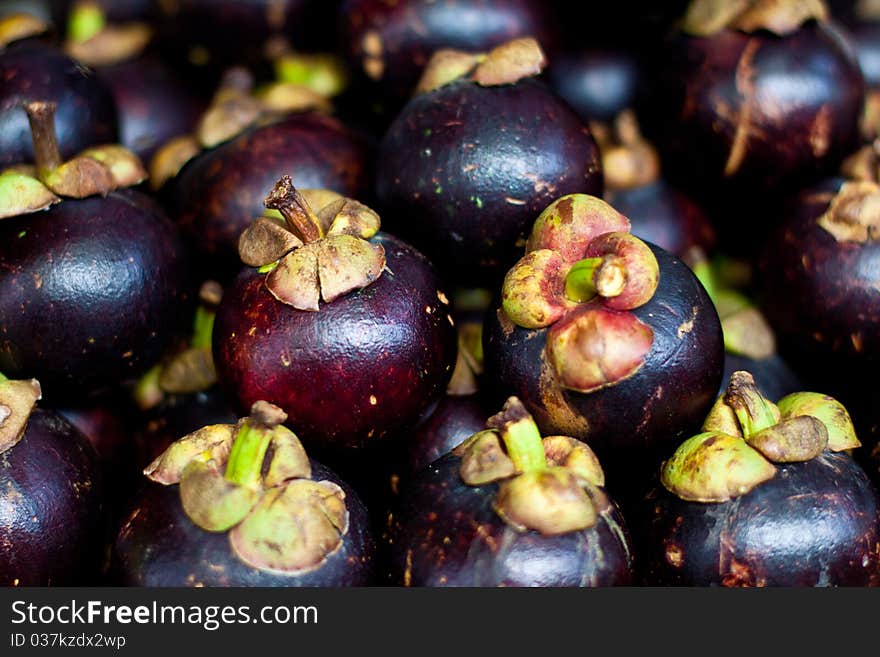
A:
213 233 458 453
112 460 376 587
482 244 724 460
649 21 864 201
406 393 490 476
0 190 192 402
339 0 560 105
0 408 105 586
376 78 603 285
168 113 373 281
640 451 880 586
386 452 633 586
0 41 118 167
97 54 204 163
759 178 880 383
547 49 642 124
606 180 716 260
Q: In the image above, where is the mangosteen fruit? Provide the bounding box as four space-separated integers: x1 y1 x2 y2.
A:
113 400 375 586
0 101 191 401
0 13 118 166
338 0 560 111
213 176 457 454
376 38 603 286
61 4 205 163
647 0 864 205
0 376 105 585
158 68 373 281
482 193 724 477
597 111 716 261
386 396 633 586
640 370 880 586
758 165 880 396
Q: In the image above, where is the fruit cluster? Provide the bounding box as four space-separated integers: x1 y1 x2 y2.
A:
2 0 880 588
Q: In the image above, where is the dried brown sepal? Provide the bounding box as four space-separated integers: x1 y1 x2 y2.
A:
471 38 546 87
776 392 861 451
722 306 776 359
526 194 631 264
542 435 605 488
415 49 482 94
199 280 224 308
248 400 289 428
238 215 304 267
196 93 263 148
701 395 744 437
582 232 660 310
158 346 217 394
149 135 200 190
265 245 321 311
41 155 114 198
143 423 236 485
0 13 49 48
546 306 654 393
682 0 827 37
264 425 312 487
229 479 349 575
297 189 344 216
316 235 386 303
602 141 662 191
65 22 153 67
458 430 516 485
257 82 332 114
661 431 777 502
0 170 59 219
446 331 482 395
817 181 880 243
0 378 41 455
79 145 147 188
746 415 828 463
501 249 573 329
840 143 880 184
493 468 597 535
180 460 260 532
321 198 381 239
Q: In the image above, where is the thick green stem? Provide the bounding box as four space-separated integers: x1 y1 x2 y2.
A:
68 3 106 43
724 371 779 439
24 102 62 179
490 412 547 473
133 363 163 410
224 423 273 489
564 256 625 303
191 307 215 350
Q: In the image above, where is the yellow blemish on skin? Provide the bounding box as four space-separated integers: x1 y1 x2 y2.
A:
369 395 377 405
436 290 449 305
425 306 433 314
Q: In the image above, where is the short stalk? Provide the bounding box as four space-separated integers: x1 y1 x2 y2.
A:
487 399 547 473
191 307 215 350
263 175 324 244
224 423 274 489
24 102 62 179
565 256 625 303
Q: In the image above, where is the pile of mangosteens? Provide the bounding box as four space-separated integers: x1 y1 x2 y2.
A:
3 0 880 590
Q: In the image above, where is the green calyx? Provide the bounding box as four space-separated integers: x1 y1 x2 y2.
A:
0 377 42 455
145 401 349 576
0 13 50 49
662 370 860 502
0 102 146 220
68 2 106 43
456 397 606 536
681 0 828 37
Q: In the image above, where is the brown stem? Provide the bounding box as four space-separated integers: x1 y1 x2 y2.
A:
24 101 62 177
263 175 324 244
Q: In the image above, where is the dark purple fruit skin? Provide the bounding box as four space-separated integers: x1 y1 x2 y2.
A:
547 49 642 124
112 459 375 587
97 54 205 163
376 78 603 285
483 244 724 460
0 190 192 402
339 0 560 105
606 181 716 260
0 408 105 586
720 353 804 402
168 113 373 282
406 393 490 476
648 20 864 202
385 452 633 586
0 41 118 166
213 233 457 453
758 177 880 388
640 451 880 586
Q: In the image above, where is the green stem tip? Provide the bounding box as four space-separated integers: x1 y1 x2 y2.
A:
486 397 547 473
